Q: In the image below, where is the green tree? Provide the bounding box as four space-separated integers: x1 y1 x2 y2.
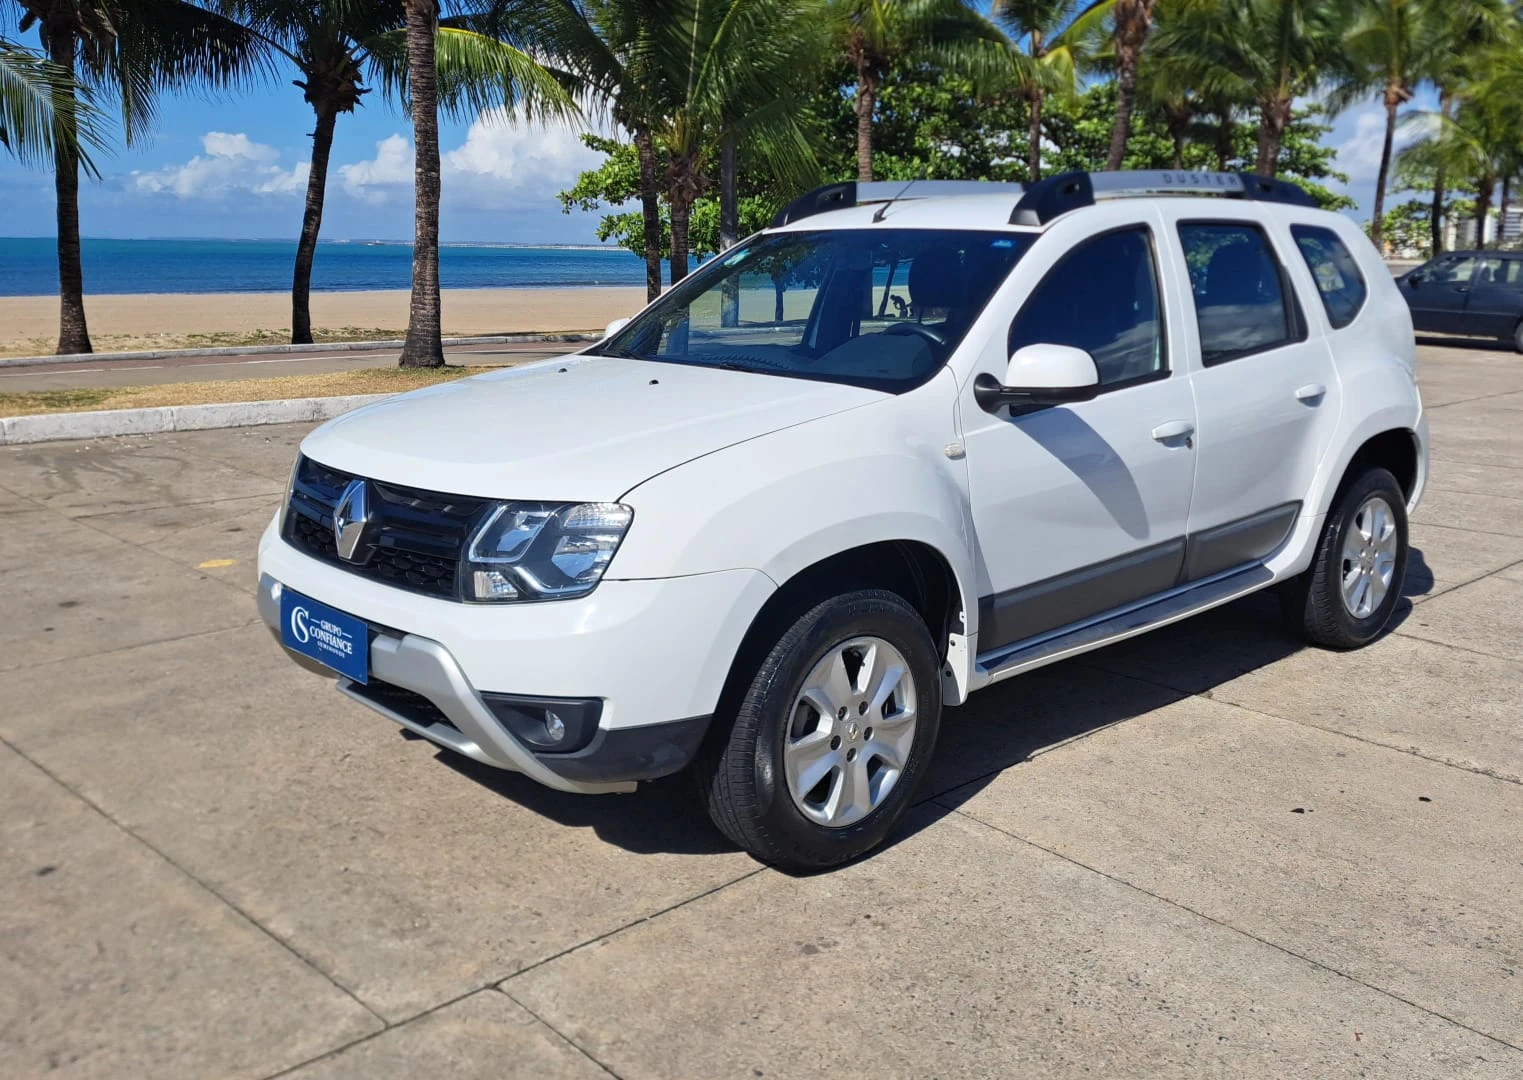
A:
10 0 267 355
825 0 1005 181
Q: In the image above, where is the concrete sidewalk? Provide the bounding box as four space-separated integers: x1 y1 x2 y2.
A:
2 341 1522 1078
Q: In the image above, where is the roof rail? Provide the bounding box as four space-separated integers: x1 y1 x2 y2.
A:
772 179 1027 227
1009 170 1319 225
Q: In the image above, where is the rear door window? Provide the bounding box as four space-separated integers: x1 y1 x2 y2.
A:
1177 222 1303 364
1291 225 1367 329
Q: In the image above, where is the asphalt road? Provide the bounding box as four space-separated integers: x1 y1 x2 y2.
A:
0 340 575 393
2 341 1522 1078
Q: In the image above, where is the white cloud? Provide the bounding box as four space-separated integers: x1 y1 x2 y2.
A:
132 131 309 199
338 134 415 202
1331 104 1440 189
337 112 603 208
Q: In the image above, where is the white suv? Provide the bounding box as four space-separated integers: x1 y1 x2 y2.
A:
258 171 1428 870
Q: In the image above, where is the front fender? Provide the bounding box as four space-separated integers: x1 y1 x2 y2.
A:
610 369 981 701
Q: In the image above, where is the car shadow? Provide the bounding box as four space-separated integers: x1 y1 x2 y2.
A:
437 553 1432 865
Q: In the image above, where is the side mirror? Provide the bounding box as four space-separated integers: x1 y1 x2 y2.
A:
974 344 1101 414
1405 272 1423 287
603 316 632 339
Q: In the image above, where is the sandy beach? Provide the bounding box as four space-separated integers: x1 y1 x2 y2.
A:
0 286 649 355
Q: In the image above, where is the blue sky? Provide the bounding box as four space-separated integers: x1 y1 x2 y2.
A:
0 73 1422 245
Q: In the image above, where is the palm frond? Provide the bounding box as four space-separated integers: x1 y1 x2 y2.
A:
0 38 109 174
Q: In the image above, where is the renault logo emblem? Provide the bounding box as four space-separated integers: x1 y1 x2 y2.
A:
332 479 374 563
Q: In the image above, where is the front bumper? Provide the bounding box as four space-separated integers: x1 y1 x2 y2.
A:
257 517 776 794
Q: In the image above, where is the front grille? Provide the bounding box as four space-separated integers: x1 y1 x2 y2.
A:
346 678 460 732
284 456 490 599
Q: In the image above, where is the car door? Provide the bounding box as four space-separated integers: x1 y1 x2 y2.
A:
1167 211 1343 580
1462 256 1523 339
961 210 1198 656
1402 253 1479 334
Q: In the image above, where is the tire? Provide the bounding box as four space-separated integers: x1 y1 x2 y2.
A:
1281 467 1409 649
1512 319 1523 354
695 589 942 871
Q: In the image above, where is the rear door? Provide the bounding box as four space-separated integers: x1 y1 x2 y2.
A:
1402 253 1478 334
1163 208 1343 581
1462 256 1523 339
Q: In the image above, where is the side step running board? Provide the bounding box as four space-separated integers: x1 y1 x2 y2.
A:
975 564 1274 685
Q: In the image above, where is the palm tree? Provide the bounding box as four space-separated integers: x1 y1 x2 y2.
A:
527 0 677 301
399 0 443 367
1149 0 1342 177
648 0 823 282
992 0 1089 181
826 0 1004 182
1400 91 1521 249
10 0 267 355
0 37 104 167
222 1 571 345
1423 0 1511 253
1332 0 1508 250
385 0 574 367
1102 0 1156 169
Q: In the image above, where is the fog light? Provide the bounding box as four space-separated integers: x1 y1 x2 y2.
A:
480 693 601 753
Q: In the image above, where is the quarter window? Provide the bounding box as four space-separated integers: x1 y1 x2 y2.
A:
1178 222 1297 364
1291 225 1367 329
1007 227 1164 388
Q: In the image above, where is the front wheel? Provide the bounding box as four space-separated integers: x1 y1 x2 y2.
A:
695 589 942 871
1281 467 1409 649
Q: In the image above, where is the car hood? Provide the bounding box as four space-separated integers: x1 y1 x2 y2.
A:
300 354 882 501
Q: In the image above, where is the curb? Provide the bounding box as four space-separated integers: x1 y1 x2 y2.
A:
0 394 389 446
0 331 598 370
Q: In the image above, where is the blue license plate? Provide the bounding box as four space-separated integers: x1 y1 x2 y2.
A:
280 588 369 683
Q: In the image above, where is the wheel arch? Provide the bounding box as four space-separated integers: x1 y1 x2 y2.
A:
1324 426 1421 514
716 539 975 719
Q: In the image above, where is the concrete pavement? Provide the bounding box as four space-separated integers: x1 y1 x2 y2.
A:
2 342 1522 1078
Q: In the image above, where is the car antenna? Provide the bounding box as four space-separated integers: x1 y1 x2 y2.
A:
872 178 918 223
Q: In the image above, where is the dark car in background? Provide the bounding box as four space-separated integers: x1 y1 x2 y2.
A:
1398 250 1523 352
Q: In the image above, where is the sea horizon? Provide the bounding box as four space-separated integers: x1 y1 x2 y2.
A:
0 236 662 297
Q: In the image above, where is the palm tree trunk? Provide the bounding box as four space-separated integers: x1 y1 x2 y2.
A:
400 0 444 368
720 131 739 327
634 126 662 302
1499 175 1512 249
292 108 338 346
670 192 691 285
1028 88 1043 182
1431 91 1453 256
1254 96 1291 177
1213 109 1234 171
855 64 877 182
1106 0 1154 170
46 22 90 355
1369 90 1399 251
1476 180 1493 250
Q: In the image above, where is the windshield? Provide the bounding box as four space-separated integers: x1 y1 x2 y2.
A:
594 228 1034 392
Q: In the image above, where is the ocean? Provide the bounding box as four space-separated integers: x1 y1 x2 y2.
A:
0 237 660 297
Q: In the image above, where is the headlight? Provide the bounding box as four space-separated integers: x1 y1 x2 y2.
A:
463 501 633 602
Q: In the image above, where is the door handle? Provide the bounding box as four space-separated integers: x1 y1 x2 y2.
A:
1295 383 1327 404
1151 419 1195 445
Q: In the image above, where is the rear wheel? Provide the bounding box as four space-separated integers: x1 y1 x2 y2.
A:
695 589 942 871
1281 467 1408 649
1512 318 1523 354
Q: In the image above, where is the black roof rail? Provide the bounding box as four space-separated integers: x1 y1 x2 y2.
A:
772 179 1028 227
1009 170 1319 226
